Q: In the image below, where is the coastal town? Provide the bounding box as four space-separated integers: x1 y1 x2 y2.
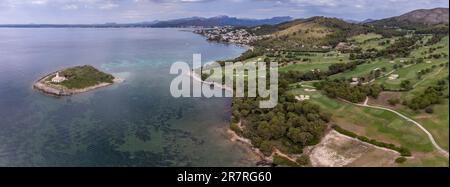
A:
193 26 268 45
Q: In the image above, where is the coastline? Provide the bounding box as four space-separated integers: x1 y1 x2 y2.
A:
188 70 234 92
190 33 291 166
225 127 273 166
186 38 291 165
33 71 123 96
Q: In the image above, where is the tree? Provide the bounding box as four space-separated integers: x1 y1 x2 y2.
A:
259 140 273 156
400 80 412 90
387 98 400 106
257 121 272 139
425 107 434 114
395 157 407 164
287 128 313 145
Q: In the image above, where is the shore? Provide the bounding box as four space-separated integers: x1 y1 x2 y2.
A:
33 72 122 96
188 70 234 92
226 127 274 166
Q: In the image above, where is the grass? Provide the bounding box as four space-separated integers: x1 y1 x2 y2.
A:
279 51 349 73
376 61 447 90
374 35 449 90
287 87 434 153
393 68 450 151
280 62 334 73
357 36 398 51
288 86 449 166
350 33 383 43
329 59 395 80
410 35 449 57
53 65 115 89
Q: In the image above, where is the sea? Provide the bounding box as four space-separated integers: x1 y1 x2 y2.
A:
0 28 254 166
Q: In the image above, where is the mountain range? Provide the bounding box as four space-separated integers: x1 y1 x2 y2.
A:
150 16 293 27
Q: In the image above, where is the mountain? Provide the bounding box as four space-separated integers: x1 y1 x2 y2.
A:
367 8 449 29
360 19 375 24
344 19 361 24
150 16 293 27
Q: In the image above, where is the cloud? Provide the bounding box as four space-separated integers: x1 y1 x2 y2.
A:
0 0 448 24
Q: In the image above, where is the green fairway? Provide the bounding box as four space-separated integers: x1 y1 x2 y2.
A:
287 87 434 153
394 68 450 151
279 51 349 73
376 60 447 90
329 59 395 80
280 62 335 72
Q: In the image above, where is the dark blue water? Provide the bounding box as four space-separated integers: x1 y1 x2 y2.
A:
0 28 253 166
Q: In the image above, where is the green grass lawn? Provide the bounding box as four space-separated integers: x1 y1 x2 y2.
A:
351 33 383 43
287 86 448 166
280 62 335 73
376 60 447 90
329 59 395 80
287 87 434 153
278 51 349 73
394 68 450 151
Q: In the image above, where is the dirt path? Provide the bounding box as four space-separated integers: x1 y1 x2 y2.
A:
356 97 449 157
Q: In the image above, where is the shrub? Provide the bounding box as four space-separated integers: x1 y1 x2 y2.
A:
259 141 273 156
296 155 310 166
230 123 242 135
273 154 299 167
387 98 400 106
395 157 407 164
425 107 434 114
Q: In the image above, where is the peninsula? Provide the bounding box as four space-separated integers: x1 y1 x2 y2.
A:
34 65 119 96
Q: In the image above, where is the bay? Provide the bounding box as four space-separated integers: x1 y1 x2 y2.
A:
0 28 253 166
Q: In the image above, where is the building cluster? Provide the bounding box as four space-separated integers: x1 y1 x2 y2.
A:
193 26 265 45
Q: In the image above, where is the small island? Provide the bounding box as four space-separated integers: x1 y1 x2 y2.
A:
34 65 120 96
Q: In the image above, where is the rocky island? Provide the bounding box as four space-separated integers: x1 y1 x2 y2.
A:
34 65 120 96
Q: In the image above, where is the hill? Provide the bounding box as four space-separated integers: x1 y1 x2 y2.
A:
252 16 370 51
150 16 293 27
368 8 449 29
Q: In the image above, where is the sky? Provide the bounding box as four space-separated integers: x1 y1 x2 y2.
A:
0 0 448 24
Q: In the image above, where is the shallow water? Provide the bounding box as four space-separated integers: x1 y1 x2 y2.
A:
0 28 253 166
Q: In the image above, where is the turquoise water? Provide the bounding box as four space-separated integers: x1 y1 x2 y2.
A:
0 28 253 166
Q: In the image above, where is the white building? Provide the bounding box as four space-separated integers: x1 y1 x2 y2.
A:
51 72 66 83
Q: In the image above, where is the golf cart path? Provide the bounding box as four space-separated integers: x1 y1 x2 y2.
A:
356 97 449 157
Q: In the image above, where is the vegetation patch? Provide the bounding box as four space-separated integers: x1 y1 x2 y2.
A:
272 154 300 167
57 65 115 89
